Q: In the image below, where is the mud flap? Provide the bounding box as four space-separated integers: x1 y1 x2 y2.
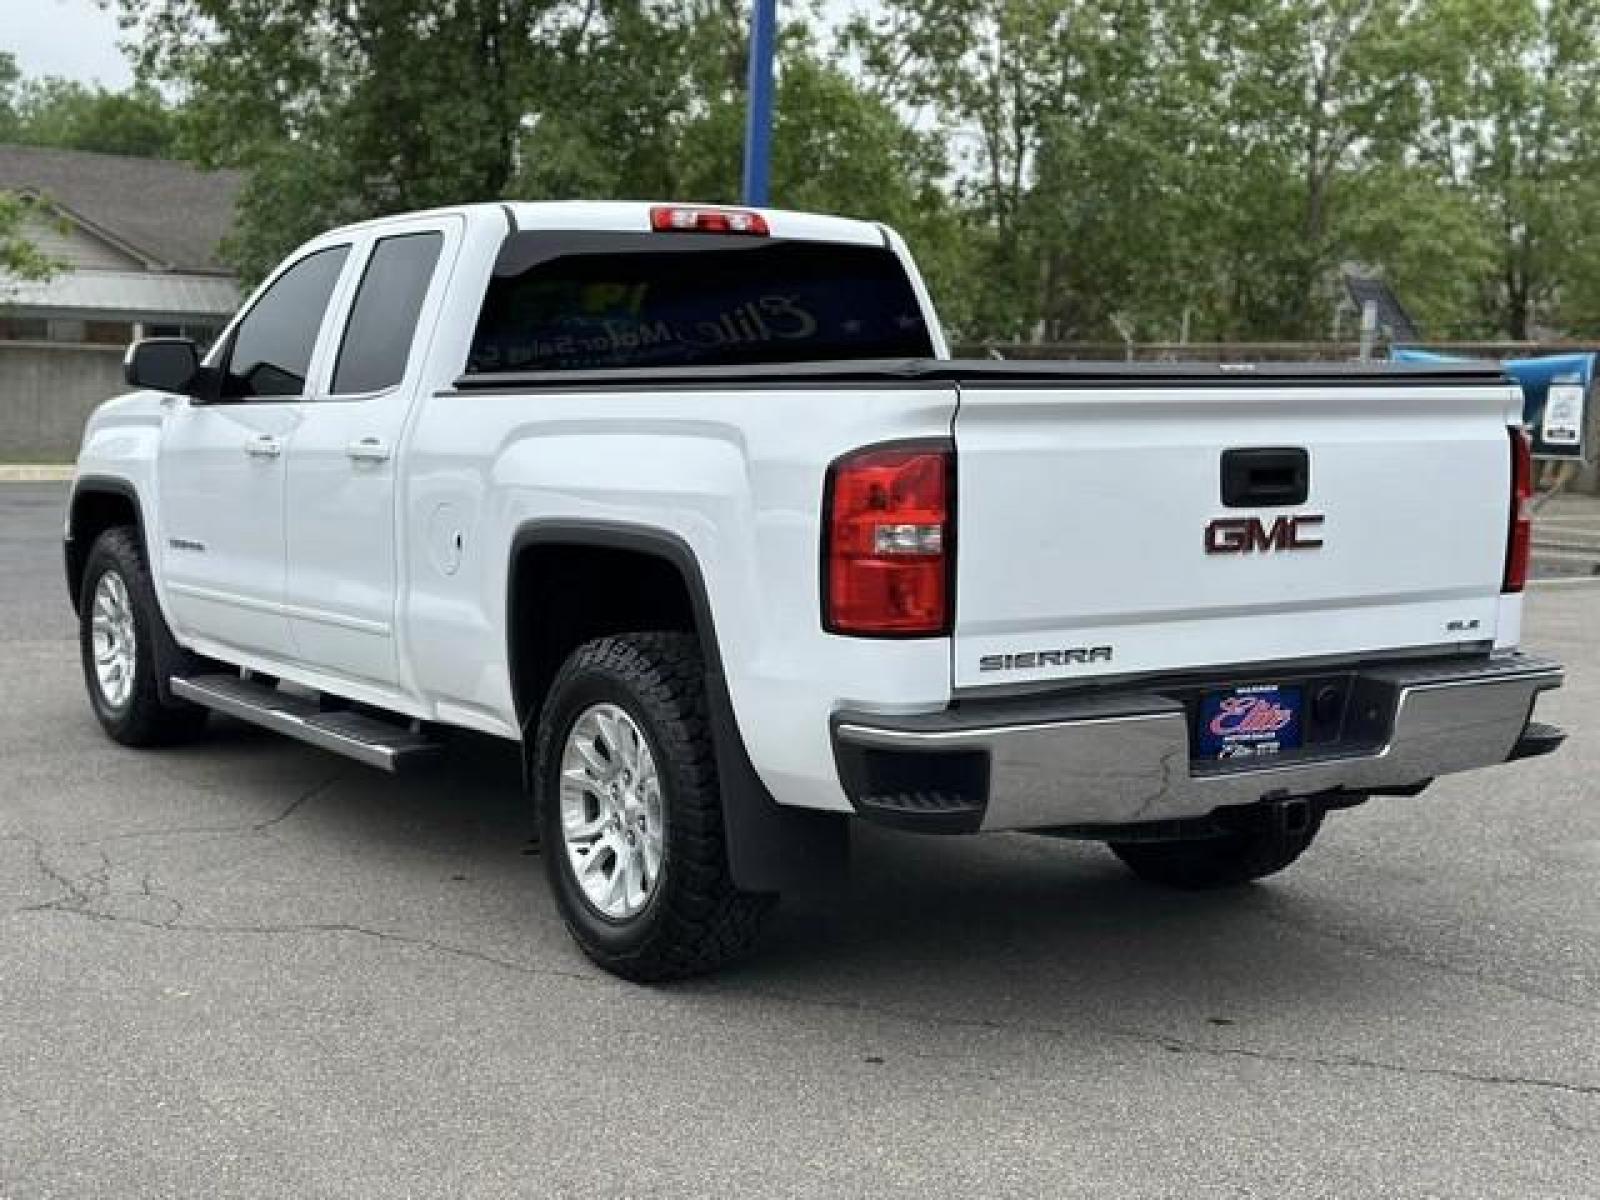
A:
705 661 849 894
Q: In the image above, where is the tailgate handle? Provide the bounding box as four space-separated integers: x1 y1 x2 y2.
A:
1221 447 1309 507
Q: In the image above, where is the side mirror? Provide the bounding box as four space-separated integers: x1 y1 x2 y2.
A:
124 338 202 397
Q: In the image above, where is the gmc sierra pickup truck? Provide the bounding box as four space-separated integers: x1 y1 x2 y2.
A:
68 201 1566 980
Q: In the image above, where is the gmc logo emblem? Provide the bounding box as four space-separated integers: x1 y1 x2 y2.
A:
1205 514 1325 555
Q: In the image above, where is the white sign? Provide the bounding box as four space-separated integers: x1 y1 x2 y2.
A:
1541 381 1586 449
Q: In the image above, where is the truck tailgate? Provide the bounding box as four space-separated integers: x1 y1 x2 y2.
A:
951 382 1520 690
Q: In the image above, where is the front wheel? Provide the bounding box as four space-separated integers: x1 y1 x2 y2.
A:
534 633 774 982
1108 808 1325 889
78 526 209 746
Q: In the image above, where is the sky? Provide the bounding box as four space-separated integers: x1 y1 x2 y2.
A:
3 0 135 87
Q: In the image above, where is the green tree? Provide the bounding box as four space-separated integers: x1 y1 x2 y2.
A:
0 193 58 288
847 0 1073 339
1020 2 1222 342
120 0 958 292
0 53 17 141
117 0 1594 346
1193 1 1452 336
1336 165 1499 339
0 60 52 287
121 0 598 279
1420 0 1600 338
11 79 183 158
847 0 1508 345
1 50 184 158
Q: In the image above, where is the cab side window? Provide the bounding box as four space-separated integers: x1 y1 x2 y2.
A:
330 232 444 396
221 245 350 400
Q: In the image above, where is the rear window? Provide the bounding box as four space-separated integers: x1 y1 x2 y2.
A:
465 232 934 374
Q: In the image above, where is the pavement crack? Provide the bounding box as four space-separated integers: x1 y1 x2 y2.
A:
19 902 600 986
138 870 186 926
1250 905 1600 1017
9 778 597 988
1545 1101 1600 1135
67 773 347 845
708 984 1600 1100
3 832 107 912
1109 1026 1600 1100
252 775 345 831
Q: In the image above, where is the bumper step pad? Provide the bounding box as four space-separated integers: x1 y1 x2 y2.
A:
1509 721 1567 762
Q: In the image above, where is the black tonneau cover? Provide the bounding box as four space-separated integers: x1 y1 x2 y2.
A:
451 357 1509 393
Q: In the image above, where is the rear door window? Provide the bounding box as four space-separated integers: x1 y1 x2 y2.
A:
465 232 934 374
331 232 444 395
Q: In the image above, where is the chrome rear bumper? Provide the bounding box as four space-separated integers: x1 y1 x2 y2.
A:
833 653 1564 834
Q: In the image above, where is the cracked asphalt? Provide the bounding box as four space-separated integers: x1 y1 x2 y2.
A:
2 481 1598 1198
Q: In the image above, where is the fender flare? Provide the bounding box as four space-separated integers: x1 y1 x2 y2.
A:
65 474 150 615
507 519 847 893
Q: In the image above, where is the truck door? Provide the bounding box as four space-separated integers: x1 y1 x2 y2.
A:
283 218 459 688
156 243 352 661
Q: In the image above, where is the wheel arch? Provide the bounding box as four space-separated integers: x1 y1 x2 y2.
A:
65 475 149 617
506 520 846 893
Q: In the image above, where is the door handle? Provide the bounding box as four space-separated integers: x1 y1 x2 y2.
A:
244 434 283 459
346 436 392 463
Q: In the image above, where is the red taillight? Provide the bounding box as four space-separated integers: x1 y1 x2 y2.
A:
649 206 769 236
824 442 953 636
1505 426 1533 593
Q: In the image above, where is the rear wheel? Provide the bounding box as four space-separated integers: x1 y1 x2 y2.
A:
78 526 209 746
534 632 774 982
1109 809 1325 889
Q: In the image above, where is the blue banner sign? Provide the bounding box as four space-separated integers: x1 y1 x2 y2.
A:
1393 347 1593 462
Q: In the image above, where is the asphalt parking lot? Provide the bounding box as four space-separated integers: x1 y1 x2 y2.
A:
1 481 1596 1198
1535 489 1600 580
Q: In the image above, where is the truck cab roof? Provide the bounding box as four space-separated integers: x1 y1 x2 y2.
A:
323 200 890 247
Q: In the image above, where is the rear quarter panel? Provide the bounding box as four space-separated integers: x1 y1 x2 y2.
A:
400 384 959 811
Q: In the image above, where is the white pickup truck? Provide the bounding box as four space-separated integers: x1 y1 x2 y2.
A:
68 201 1566 980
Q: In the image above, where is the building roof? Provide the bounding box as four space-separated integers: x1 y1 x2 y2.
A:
1 268 240 322
0 144 242 274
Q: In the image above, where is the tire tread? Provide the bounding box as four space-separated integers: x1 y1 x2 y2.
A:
79 526 208 747
536 632 773 981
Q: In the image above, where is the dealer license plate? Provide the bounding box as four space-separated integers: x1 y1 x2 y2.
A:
1196 684 1303 762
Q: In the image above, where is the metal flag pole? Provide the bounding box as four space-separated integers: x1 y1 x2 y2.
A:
741 0 777 206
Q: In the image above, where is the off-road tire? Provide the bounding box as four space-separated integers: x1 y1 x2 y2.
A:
78 526 209 746
535 633 775 981
1109 810 1325 889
